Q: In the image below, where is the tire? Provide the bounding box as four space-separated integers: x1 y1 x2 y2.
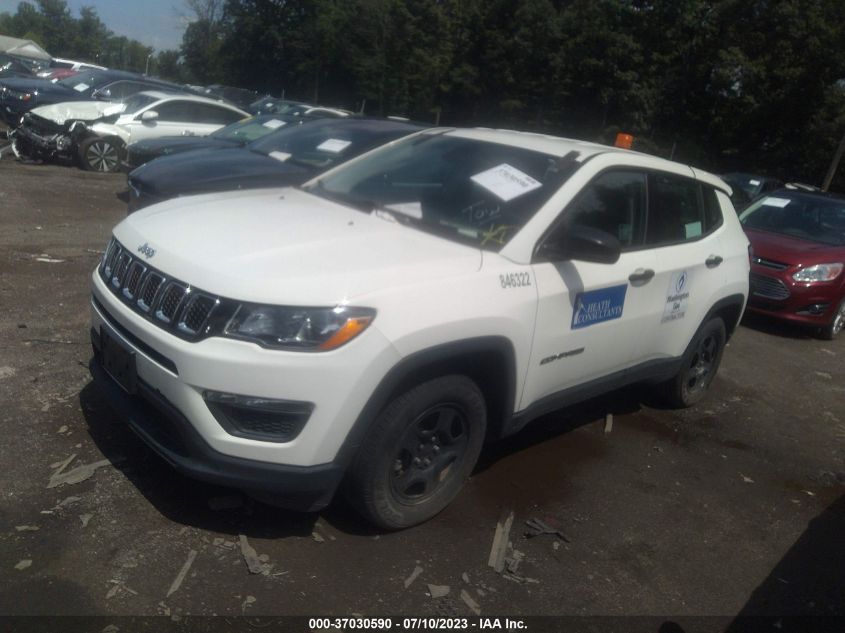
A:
658 317 727 408
821 298 845 340
347 375 487 530
78 136 121 172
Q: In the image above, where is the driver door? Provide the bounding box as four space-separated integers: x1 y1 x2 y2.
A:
520 170 657 409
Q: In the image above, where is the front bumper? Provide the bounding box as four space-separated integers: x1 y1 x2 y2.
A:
746 269 843 327
89 267 400 505
90 339 344 511
14 123 67 159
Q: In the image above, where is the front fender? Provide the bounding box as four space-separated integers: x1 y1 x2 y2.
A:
90 122 129 145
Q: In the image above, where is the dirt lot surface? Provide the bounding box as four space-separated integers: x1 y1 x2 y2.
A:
1 153 843 623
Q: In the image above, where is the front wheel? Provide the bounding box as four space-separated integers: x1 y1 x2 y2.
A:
658 317 727 408
78 136 121 172
347 375 487 530
821 298 845 340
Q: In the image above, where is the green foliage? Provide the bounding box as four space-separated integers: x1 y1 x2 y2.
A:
0 0 152 70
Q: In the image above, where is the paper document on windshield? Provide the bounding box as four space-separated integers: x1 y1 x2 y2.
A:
763 197 791 208
73 83 89 92
317 138 351 153
471 163 541 202
263 119 286 129
268 151 291 162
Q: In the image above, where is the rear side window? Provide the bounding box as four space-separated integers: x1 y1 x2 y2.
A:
702 186 723 232
562 170 647 249
646 172 703 245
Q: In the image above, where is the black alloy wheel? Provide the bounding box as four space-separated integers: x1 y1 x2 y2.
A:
389 403 470 504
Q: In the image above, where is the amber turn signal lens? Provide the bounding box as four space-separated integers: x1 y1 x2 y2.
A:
318 316 374 350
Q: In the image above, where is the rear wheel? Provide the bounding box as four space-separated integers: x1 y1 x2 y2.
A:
347 375 486 530
821 298 845 340
79 137 121 172
658 317 726 408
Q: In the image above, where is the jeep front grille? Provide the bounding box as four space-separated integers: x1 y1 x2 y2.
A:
750 272 790 300
99 238 222 340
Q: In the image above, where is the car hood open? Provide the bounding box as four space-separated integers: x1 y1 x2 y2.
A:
113 187 481 306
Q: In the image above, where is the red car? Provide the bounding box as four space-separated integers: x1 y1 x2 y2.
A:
739 189 845 339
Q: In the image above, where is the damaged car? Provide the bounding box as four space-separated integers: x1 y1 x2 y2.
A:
13 91 247 172
0 68 191 126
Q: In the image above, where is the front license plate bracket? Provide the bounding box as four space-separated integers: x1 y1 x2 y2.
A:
101 328 137 394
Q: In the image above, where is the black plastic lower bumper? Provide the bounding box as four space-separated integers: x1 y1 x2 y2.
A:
89 331 344 512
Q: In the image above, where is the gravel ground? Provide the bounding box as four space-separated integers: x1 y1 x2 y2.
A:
0 152 843 622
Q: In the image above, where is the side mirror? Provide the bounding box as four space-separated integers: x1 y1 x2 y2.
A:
93 88 111 100
538 224 621 264
140 110 158 123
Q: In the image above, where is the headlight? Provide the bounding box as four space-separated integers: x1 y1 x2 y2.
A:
6 89 32 101
792 263 843 283
224 304 375 351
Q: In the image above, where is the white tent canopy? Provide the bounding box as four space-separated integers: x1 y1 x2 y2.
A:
0 35 51 61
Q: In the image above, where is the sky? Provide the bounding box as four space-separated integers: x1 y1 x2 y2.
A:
0 0 187 51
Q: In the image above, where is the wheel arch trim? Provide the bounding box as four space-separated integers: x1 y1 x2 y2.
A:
333 336 518 467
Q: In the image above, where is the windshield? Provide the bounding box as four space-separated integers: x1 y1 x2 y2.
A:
249 119 420 170
304 132 578 251
739 193 845 246
722 173 763 204
122 93 158 114
211 115 290 143
57 70 108 94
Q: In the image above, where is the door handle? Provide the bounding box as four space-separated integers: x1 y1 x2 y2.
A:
705 255 723 268
628 268 655 284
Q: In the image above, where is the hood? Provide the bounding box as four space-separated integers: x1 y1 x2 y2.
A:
1 77 84 99
113 187 481 306
30 100 124 124
745 227 845 268
129 136 239 159
130 148 312 197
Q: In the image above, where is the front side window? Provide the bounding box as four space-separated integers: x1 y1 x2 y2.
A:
561 170 647 249
152 100 195 122
305 133 578 250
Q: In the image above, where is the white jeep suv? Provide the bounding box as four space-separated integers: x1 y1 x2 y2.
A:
90 128 749 529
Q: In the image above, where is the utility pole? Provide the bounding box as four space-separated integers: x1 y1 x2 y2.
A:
822 128 845 192
145 53 153 76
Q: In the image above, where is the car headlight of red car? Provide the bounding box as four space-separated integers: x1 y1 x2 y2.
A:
792 263 844 283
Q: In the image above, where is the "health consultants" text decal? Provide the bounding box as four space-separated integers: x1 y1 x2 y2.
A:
571 284 627 329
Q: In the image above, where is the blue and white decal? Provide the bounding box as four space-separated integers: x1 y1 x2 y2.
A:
571 284 627 329
662 270 690 323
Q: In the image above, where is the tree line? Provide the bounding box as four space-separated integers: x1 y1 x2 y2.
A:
0 0 154 73
3 0 845 189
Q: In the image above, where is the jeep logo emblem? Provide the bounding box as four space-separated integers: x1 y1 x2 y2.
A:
137 242 156 259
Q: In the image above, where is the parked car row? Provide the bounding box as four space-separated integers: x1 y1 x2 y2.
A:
3 53 841 344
